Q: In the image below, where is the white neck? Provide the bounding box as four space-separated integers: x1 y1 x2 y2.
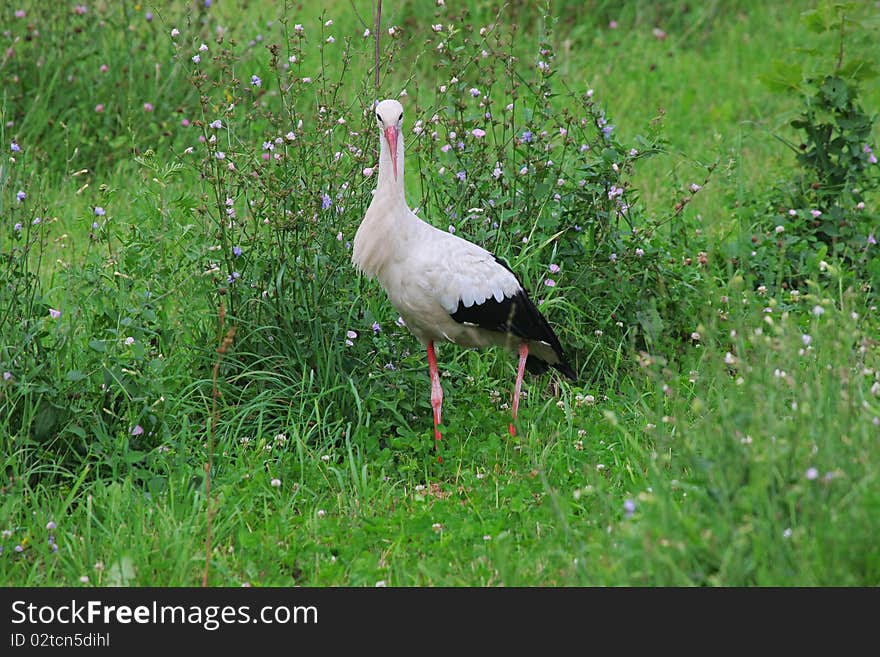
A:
376 128 406 204
352 126 419 279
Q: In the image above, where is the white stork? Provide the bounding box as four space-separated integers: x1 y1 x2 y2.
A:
353 99 576 451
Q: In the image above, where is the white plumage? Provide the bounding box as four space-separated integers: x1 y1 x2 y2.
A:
353 99 575 453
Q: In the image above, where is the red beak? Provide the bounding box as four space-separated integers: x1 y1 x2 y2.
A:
384 125 399 180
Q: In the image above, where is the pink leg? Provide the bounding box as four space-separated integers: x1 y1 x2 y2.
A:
509 342 529 437
426 342 443 457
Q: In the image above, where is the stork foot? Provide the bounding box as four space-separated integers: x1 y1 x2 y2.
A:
427 341 444 462
509 342 529 438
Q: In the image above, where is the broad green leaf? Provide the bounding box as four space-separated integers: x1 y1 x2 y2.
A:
759 61 804 93
88 339 107 352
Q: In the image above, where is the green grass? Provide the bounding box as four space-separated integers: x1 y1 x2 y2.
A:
1 1 878 586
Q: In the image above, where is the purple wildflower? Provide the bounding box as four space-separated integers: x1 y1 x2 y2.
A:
321 194 332 210
233 245 243 257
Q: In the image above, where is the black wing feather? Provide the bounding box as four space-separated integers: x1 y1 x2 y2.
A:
449 256 576 380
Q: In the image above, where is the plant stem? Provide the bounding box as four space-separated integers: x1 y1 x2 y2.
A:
374 0 382 93
203 303 236 587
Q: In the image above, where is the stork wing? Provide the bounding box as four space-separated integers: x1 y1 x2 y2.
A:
431 241 521 315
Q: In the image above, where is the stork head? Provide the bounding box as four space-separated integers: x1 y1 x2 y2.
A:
375 98 404 180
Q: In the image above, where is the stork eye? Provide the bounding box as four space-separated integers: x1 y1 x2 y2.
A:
376 111 382 123
398 112 403 122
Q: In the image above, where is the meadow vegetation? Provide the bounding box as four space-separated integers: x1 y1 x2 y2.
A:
1 0 878 585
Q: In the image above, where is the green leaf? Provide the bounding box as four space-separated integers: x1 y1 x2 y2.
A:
800 4 844 34
820 76 849 109
106 556 137 586
132 342 146 360
125 450 146 464
800 9 828 33
32 402 61 442
67 425 87 439
65 370 87 382
88 339 107 352
759 61 804 93
838 58 879 82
